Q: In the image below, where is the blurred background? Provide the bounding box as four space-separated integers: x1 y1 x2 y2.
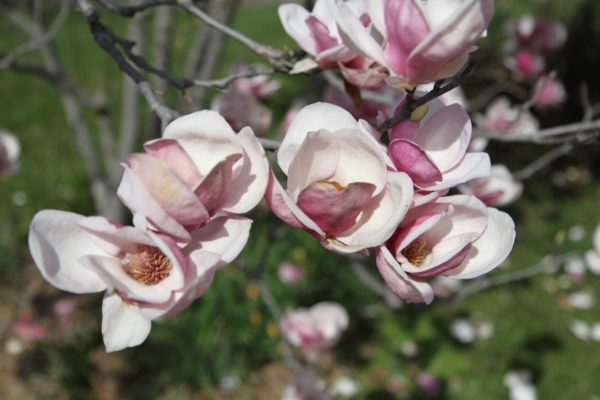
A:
1 0 600 398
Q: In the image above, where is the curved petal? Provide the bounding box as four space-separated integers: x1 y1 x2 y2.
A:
28 210 107 294
278 4 318 56
102 292 151 352
278 102 358 174
376 246 434 304
144 138 202 187
195 154 242 213
220 127 270 214
408 0 493 83
297 181 376 236
327 171 414 253
264 171 305 229
448 208 515 279
162 111 242 176
415 104 471 172
421 152 491 191
389 139 442 185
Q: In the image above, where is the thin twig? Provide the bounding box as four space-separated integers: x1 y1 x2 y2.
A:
376 60 476 132
513 143 574 180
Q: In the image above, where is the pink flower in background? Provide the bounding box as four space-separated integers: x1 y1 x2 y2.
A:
507 14 567 52
266 102 414 254
231 64 281 99
0 129 20 176
475 97 539 136
585 224 600 275
211 91 273 136
29 210 251 351
505 49 545 81
331 0 494 86
459 164 523 207
280 302 349 352
535 78 566 110
376 195 515 303
278 0 361 66
278 262 305 284
282 371 329 400
53 298 76 327
322 85 402 126
13 314 46 342
118 111 268 243
389 101 490 191
416 372 441 397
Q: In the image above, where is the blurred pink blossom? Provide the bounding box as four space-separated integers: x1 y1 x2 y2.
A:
506 14 567 52
53 298 76 327
278 262 305 284
280 302 349 352
475 97 539 136
211 92 273 136
231 64 281 99
459 164 523 207
13 314 46 342
535 78 566 110
416 372 441 397
505 50 545 81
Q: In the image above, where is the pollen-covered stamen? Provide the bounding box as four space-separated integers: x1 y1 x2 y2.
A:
402 237 428 267
124 245 172 285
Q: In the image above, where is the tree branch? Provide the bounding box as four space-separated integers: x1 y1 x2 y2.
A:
94 0 176 17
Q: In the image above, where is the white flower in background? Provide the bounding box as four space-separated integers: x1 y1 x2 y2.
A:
567 291 595 310
569 319 591 341
564 257 586 284
503 370 537 400
585 224 600 275
0 129 20 176
330 376 359 398
450 318 476 343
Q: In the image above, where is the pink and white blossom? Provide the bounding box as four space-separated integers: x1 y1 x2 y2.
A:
475 97 539 136
506 14 567 53
266 102 414 254
389 101 491 191
211 91 273 136
375 195 515 304
29 210 251 351
534 78 566 110
459 164 523 207
53 299 76 327
0 129 20 176
278 262 305 284
280 302 349 352
231 64 281 99
118 111 268 243
505 49 545 81
330 0 494 87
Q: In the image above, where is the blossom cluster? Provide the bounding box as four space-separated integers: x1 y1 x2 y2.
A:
28 0 517 352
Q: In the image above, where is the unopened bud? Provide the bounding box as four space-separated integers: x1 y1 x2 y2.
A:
410 104 429 122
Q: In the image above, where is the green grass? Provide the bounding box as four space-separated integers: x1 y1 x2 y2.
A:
1 2 600 399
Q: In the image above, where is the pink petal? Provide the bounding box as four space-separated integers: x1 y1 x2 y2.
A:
144 138 203 188
28 210 107 294
389 139 442 185
376 246 434 304
383 0 430 77
297 181 376 236
278 4 318 56
306 15 338 53
422 152 491 191
195 154 242 214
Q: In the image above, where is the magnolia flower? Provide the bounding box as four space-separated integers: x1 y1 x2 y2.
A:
322 85 402 126
585 224 600 274
416 373 441 397
459 164 523 207
280 302 349 352
211 91 273 136
389 101 491 191
118 111 268 243
505 49 545 81
331 0 494 87
376 195 515 303
278 262 305 284
535 78 566 110
266 102 414 254
278 0 361 66
0 129 20 176
53 299 76 327
13 314 46 342
29 210 251 351
506 14 567 52
475 97 539 136
231 64 281 99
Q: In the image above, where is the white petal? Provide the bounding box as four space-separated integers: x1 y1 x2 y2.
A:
278 4 318 56
102 292 152 352
28 210 107 294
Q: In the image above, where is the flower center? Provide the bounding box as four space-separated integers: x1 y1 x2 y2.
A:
124 245 172 285
401 238 428 267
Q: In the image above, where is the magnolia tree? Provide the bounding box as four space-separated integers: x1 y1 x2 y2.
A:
2 0 598 396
